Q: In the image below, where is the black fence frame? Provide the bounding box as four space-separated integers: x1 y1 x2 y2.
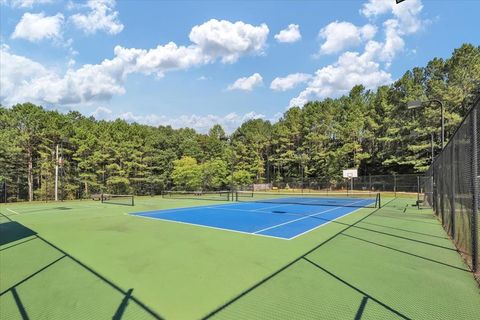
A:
422 94 479 274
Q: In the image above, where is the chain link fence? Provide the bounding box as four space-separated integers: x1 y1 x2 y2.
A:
0 178 164 202
1 173 422 203
269 174 421 194
421 94 479 275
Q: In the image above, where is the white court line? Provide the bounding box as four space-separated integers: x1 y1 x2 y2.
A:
7 208 19 215
5 204 106 216
288 206 365 240
251 203 297 212
133 201 242 216
130 214 288 240
205 203 298 214
252 199 367 235
206 206 262 213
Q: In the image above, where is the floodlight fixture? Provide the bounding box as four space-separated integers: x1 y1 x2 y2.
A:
406 99 445 149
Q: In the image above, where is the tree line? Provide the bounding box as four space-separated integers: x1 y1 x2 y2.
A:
1 44 479 201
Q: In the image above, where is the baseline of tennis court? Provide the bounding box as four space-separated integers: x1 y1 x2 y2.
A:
130 197 376 239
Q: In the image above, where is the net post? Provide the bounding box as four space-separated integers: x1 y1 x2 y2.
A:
132 195 135 206
471 108 478 273
101 193 104 204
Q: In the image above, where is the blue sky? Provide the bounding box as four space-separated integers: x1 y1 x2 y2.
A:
1 0 479 132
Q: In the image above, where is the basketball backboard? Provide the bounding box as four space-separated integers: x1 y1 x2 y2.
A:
343 169 358 178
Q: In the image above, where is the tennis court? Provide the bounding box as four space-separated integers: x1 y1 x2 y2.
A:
2 195 480 319
132 192 380 239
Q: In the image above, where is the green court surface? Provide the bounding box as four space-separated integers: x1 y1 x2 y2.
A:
0 196 479 319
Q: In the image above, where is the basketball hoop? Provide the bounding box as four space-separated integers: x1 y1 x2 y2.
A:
343 169 358 178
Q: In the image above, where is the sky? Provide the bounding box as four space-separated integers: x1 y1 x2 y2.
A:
0 0 479 133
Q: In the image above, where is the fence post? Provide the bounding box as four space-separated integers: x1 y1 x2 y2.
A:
393 173 397 197
450 139 456 239
417 176 420 206
471 108 478 273
441 156 445 225
2 180 6 203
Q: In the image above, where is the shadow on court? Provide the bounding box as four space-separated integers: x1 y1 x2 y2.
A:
53 207 73 210
0 213 163 320
0 221 36 246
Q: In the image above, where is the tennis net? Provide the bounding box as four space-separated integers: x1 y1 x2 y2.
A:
162 190 231 201
101 194 135 206
235 191 381 208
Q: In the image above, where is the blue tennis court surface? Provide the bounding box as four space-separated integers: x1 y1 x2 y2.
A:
131 196 376 240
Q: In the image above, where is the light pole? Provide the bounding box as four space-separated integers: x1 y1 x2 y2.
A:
225 137 235 193
430 132 434 164
407 99 445 149
298 153 307 192
55 143 59 201
407 100 443 214
59 138 68 201
54 138 68 201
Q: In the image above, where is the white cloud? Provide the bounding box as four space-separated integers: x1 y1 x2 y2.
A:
0 45 50 103
379 19 404 64
189 19 269 63
360 0 423 64
113 44 206 79
91 107 275 133
274 24 301 43
0 19 269 106
360 0 393 17
287 0 425 107
0 46 126 105
361 0 423 34
318 21 376 54
227 73 263 91
270 73 311 91
70 0 124 35
392 0 424 34
91 106 112 119
11 12 64 42
289 44 392 108
1 0 53 8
